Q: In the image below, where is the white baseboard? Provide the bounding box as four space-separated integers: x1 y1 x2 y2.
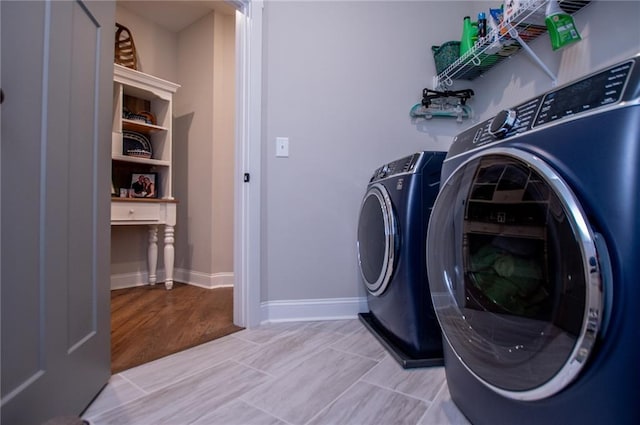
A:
110 269 234 290
110 272 367 324
110 271 155 290
261 297 368 324
174 269 234 289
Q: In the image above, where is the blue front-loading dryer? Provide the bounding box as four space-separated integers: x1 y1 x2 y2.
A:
357 151 445 368
426 57 640 424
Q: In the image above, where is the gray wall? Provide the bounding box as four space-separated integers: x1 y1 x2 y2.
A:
260 1 493 302
259 0 640 304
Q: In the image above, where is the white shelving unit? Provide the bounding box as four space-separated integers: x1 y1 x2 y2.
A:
112 64 179 197
111 64 180 290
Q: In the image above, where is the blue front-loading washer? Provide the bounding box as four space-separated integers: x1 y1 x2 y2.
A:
426 57 640 424
357 151 445 368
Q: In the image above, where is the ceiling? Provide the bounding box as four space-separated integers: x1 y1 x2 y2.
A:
117 0 237 33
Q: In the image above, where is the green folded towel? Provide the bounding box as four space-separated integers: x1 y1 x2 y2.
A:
469 243 548 316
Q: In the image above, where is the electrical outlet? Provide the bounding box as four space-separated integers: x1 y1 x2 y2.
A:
276 137 289 157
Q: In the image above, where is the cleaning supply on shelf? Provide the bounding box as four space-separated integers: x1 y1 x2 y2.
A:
477 12 487 39
490 6 507 36
504 0 520 23
485 9 503 54
460 16 478 56
545 0 582 50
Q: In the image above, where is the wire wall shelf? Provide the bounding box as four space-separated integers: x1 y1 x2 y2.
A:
433 0 590 89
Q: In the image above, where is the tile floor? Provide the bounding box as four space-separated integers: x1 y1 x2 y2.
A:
82 319 471 425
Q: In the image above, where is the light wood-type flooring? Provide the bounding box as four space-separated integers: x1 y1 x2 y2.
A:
83 319 470 425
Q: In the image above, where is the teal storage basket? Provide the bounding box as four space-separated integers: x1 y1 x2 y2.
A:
432 41 461 74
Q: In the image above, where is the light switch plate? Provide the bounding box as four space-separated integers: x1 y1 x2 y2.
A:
276 137 289 157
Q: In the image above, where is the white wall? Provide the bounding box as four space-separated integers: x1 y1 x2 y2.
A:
174 11 236 287
211 13 236 276
174 13 216 280
114 6 178 81
260 1 492 303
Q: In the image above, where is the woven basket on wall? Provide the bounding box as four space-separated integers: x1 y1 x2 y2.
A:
115 23 138 70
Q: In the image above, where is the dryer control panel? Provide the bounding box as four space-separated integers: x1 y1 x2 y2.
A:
448 57 639 159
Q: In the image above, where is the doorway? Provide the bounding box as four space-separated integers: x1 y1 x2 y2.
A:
110 0 260 371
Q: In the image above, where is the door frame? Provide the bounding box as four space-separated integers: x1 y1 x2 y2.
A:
233 0 263 328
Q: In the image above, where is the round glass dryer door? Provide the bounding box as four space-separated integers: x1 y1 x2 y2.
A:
426 148 604 401
357 183 397 296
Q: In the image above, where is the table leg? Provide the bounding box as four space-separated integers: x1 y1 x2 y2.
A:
164 225 175 290
148 224 158 285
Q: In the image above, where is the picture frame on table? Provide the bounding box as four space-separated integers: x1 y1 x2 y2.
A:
130 172 158 198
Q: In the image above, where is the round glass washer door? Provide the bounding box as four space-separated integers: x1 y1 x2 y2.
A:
426 148 604 401
357 183 397 296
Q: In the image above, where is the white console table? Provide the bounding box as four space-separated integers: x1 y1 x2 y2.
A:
111 198 177 290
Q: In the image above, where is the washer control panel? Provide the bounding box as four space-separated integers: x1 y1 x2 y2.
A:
370 152 422 182
448 58 638 158
489 109 519 139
